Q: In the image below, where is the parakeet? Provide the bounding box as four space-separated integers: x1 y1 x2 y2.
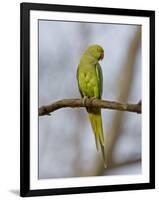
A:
77 44 106 167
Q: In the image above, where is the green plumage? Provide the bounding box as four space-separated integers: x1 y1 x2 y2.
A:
77 44 106 167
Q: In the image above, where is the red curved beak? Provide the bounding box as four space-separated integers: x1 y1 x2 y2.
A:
100 52 104 60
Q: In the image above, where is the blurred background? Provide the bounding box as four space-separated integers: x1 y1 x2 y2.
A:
38 20 141 179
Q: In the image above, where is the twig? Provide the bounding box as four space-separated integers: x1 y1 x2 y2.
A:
108 158 141 170
39 98 141 116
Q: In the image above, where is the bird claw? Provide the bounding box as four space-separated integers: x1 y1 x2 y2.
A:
82 96 88 106
82 96 97 107
89 97 97 104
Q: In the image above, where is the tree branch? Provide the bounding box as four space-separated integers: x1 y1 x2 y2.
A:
107 158 141 170
39 98 141 116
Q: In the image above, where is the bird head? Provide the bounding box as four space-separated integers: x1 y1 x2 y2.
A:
85 44 104 61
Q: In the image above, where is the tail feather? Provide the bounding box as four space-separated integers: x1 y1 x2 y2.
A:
100 139 107 168
88 109 107 168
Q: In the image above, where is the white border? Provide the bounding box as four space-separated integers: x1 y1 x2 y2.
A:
30 10 150 190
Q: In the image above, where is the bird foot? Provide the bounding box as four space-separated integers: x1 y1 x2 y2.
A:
82 96 97 107
82 96 89 106
89 97 97 104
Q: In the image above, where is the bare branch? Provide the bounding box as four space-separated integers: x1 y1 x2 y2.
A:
39 98 141 116
108 158 141 170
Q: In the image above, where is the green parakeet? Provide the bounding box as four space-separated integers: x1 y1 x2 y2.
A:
77 44 106 167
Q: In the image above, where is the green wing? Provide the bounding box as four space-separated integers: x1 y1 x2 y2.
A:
76 65 84 97
95 62 103 99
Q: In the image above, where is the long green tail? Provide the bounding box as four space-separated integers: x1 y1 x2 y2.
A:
88 108 107 168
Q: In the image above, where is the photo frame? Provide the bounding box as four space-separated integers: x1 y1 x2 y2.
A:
20 2 155 197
